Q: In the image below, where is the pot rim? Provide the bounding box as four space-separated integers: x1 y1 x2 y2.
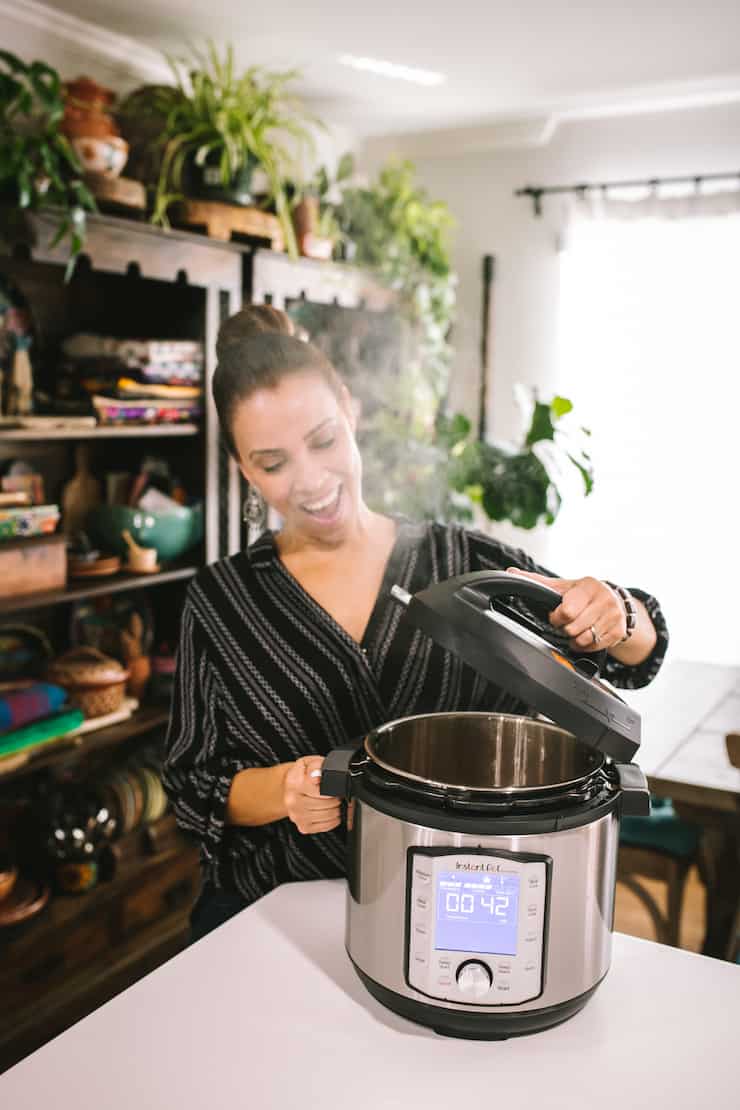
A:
363 711 605 797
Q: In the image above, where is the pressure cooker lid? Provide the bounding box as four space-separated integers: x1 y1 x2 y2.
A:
391 570 641 762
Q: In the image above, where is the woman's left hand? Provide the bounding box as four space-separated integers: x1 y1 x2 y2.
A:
506 568 626 652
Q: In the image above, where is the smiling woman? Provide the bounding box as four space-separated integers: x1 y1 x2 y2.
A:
162 305 668 943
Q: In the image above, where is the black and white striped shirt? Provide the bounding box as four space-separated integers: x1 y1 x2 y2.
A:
163 520 668 903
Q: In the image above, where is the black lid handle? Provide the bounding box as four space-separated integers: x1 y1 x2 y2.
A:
455 570 563 615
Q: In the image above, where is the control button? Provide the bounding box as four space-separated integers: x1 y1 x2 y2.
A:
414 923 428 937
527 876 540 889
496 981 511 992
525 931 537 943
524 961 537 973
438 958 451 971
496 962 511 975
415 895 429 911
456 961 493 999
527 904 538 917
413 950 428 966
414 868 431 885
438 975 452 986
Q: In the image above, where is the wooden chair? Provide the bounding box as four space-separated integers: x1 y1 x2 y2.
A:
617 798 702 947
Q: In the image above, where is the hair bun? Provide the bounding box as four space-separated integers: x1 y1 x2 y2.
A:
216 304 295 359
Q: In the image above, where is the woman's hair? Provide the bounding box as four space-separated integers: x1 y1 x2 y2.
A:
212 304 344 459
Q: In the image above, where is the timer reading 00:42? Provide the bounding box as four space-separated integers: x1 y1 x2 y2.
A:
434 870 522 956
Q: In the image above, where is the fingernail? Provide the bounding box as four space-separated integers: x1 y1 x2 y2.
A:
309 770 322 778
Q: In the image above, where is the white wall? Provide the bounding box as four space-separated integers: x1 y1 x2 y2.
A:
362 100 740 573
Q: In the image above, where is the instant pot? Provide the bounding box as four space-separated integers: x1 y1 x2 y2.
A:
321 571 649 1039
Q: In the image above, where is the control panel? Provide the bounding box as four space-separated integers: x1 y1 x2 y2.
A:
406 849 549 1006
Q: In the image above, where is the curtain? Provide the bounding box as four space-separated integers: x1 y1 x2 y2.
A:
544 196 740 666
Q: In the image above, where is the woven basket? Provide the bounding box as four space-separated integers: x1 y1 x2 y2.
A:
47 647 129 719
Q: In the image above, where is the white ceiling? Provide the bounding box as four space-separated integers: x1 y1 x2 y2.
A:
46 0 740 137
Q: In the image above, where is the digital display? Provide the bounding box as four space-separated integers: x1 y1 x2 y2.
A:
435 870 520 956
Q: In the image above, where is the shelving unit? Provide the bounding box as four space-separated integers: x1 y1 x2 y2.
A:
0 208 394 1072
0 705 170 785
2 562 198 615
0 424 200 441
0 210 244 1072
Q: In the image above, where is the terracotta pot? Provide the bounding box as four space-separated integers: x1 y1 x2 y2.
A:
126 655 151 700
292 196 319 242
63 77 115 113
62 111 118 140
62 76 121 148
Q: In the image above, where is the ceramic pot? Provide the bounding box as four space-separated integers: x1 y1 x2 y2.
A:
183 152 257 207
71 136 129 178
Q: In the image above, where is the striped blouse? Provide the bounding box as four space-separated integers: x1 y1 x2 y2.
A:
162 520 668 904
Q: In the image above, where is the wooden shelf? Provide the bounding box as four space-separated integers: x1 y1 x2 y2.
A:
1 561 198 614
0 705 170 784
0 424 200 441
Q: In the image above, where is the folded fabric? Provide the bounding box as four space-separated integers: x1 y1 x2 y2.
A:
0 683 67 734
0 708 85 758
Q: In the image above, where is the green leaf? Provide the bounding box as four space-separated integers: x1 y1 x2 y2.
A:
525 400 556 446
0 50 28 75
566 452 595 495
550 395 573 419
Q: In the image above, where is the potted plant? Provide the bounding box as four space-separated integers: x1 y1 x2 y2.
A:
118 43 317 258
292 152 354 260
0 49 96 278
439 390 594 529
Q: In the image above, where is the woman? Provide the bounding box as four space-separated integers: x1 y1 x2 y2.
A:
163 306 668 942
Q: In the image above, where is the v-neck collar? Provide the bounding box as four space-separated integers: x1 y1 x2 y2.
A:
248 518 424 658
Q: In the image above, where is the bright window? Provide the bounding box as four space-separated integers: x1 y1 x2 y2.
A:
547 214 740 664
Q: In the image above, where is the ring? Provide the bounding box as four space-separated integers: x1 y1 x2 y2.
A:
590 625 602 646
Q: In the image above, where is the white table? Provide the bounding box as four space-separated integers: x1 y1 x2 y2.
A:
2 880 738 1109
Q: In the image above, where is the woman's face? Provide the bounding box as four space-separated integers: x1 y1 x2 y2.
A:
232 370 362 543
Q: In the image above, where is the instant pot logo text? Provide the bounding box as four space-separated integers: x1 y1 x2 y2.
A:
455 861 506 872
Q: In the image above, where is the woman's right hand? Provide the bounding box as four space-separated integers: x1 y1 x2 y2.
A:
283 756 341 834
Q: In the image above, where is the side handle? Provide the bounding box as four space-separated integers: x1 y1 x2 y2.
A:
319 743 359 799
615 763 651 817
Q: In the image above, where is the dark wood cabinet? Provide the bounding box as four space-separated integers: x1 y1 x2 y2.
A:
0 212 392 1073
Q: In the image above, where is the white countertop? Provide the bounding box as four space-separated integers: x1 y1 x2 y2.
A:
2 880 737 1109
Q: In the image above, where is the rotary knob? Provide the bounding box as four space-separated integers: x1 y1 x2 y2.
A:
456 961 493 998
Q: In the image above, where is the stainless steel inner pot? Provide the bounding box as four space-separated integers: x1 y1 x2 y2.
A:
363 712 604 794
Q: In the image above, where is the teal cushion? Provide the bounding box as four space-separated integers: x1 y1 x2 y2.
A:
620 796 700 859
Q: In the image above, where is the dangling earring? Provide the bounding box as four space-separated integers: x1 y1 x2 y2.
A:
242 485 267 530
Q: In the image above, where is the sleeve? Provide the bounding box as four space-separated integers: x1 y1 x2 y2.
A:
465 528 669 690
161 592 263 878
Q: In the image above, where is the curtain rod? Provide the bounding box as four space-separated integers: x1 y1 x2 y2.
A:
515 170 740 216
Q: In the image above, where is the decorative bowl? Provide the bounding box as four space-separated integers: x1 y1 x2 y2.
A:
87 503 204 563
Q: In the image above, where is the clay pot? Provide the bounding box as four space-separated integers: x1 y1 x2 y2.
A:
61 76 125 176
63 77 115 114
